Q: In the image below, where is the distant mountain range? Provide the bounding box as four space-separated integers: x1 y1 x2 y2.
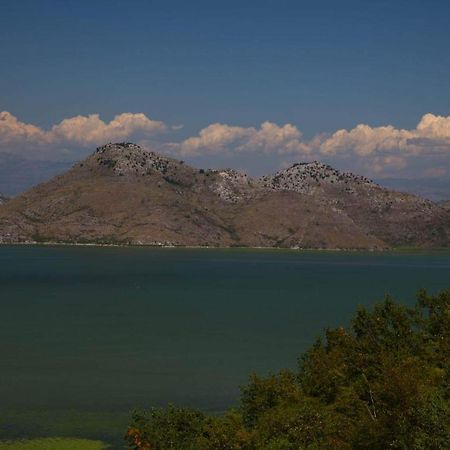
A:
374 177 450 202
0 143 449 249
0 152 72 197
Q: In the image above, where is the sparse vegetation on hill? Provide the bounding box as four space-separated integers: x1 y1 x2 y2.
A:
126 287 450 450
0 143 448 248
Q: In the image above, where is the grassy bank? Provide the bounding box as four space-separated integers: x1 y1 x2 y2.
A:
0 410 127 450
0 437 109 450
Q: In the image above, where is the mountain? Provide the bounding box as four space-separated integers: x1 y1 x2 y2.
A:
0 143 449 249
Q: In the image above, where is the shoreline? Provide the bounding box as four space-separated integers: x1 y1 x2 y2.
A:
0 241 449 252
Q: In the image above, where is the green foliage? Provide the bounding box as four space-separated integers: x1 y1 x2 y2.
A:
126 407 250 450
195 411 250 450
127 287 450 449
250 399 349 450
240 371 300 427
126 406 205 449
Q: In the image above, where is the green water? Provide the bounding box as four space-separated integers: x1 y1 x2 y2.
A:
0 246 449 447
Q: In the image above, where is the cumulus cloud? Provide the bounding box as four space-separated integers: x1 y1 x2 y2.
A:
317 124 412 156
175 113 450 161
416 113 450 139
0 111 47 144
0 110 166 159
317 113 450 156
50 113 166 145
177 121 310 156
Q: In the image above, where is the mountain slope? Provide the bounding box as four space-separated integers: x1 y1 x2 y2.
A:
0 143 448 249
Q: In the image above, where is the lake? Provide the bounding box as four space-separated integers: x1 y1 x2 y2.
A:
0 246 449 447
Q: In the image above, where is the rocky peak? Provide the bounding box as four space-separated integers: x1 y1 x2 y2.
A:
259 161 377 194
95 142 141 154
91 143 182 177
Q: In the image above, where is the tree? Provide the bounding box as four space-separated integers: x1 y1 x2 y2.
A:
126 287 450 449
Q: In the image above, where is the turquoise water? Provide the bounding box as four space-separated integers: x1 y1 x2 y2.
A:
0 246 449 446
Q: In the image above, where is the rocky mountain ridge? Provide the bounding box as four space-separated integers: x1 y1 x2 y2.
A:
0 143 448 249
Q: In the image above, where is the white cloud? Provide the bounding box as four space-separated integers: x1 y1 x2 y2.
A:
0 111 47 145
317 124 413 156
50 113 166 145
178 121 310 156
243 122 309 154
416 113 450 139
0 111 166 159
179 123 250 155
316 113 450 156
176 114 450 161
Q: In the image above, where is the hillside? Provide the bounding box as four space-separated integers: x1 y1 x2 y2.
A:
0 143 449 249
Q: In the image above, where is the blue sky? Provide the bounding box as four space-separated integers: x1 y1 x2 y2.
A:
1 0 450 197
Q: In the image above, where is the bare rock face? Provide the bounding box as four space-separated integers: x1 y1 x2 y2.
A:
0 143 449 249
210 169 254 203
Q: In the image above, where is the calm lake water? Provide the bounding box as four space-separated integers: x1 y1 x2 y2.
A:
0 246 449 446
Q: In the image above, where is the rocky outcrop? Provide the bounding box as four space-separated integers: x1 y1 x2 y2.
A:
210 169 254 203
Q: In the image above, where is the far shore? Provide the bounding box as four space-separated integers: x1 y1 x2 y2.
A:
1 241 449 252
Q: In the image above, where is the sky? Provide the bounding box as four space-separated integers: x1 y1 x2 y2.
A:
1 0 450 198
